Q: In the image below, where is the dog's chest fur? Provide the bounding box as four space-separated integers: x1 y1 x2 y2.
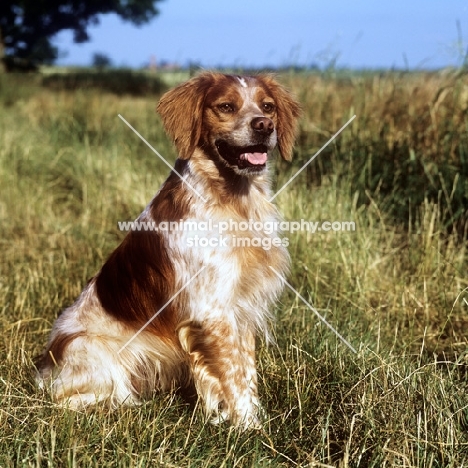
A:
139 154 290 337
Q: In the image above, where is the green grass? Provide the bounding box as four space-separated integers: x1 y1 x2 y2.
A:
0 70 468 466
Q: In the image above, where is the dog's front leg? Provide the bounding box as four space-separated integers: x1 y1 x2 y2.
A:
177 320 261 429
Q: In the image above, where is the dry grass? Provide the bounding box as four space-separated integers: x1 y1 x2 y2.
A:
0 70 467 466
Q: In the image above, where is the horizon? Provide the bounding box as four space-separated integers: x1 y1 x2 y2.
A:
53 0 468 71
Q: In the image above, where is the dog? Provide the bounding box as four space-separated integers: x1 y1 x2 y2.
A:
36 72 301 429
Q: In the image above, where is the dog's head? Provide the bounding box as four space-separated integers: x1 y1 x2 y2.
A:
157 72 301 176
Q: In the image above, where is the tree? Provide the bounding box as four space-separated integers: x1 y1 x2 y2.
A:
0 0 162 70
92 52 113 69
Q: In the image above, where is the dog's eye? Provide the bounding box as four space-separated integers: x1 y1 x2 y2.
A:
218 103 235 113
262 102 275 113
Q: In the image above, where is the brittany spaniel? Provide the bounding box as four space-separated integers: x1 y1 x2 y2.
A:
37 72 301 429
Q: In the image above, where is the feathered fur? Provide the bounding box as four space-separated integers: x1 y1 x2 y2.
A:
36 72 301 429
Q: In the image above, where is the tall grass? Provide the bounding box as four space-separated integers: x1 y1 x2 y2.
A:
282 71 468 231
0 70 467 466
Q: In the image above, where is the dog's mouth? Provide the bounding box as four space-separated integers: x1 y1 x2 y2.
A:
215 141 268 171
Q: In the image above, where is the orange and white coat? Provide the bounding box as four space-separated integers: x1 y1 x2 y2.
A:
37 72 301 429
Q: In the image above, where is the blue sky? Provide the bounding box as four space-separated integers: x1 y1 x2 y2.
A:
55 0 468 69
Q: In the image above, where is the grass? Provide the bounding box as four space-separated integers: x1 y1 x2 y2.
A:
0 69 468 466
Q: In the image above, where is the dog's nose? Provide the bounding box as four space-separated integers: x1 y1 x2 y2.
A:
251 117 274 135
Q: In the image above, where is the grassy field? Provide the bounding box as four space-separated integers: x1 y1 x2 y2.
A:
0 69 468 467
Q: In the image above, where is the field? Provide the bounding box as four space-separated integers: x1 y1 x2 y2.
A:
0 68 468 466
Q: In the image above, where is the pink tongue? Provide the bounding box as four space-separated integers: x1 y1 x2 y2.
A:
245 152 267 165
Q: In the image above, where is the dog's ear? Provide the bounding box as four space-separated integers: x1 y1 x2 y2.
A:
258 76 301 161
157 73 214 160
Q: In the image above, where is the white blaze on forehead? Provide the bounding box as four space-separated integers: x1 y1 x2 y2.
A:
237 84 263 110
237 77 248 88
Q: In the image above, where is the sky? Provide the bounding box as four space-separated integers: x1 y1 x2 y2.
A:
54 0 468 70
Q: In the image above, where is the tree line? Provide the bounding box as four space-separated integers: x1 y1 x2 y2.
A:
0 0 162 71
